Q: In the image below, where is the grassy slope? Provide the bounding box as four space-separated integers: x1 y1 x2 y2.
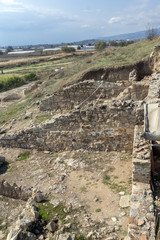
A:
44 37 160 94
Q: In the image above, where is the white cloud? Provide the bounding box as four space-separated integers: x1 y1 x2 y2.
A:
0 0 21 5
81 24 89 28
108 17 122 24
0 7 23 12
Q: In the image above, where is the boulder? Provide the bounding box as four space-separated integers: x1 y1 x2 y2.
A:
32 190 45 203
119 195 130 208
46 220 58 233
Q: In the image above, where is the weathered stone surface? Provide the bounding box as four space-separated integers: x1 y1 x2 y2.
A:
0 180 32 201
46 220 58 233
0 101 136 153
7 198 39 240
32 190 45 203
129 69 138 82
57 233 76 240
7 228 21 240
0 230 5 239
128 125 155 240
40 79 129 112
119 195 130 208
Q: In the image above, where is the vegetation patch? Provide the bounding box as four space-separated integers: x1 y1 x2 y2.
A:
36 114 52 123
80 186 88 193
61 46 76 53
17 152 32 161
37 202 68 223
76 234 92 240
102 167 128 193
95 208 101 212
0 98 31 124
0 72 36 92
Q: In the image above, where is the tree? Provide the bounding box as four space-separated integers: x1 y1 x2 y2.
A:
0 50 3 55
6 46 13 53
94 41 107 51
61 46 76 53
109 40 118 47
146 26 157 40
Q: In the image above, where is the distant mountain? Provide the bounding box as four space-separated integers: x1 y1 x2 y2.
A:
98 28 160 41
71 28 160 46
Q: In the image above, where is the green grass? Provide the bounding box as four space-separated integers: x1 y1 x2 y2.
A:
45 37 160 95
95 208 101 212
102 167 128 193
0 72 36 92
36 114 52 123
93 37 160 68
76 234 92 240
37 202 68 223
80 186 88 193
103 174 111 184
0 98 31 124
102 167 115 184
17 152 31 161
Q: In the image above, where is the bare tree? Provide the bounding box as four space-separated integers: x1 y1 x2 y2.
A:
146 25 157 40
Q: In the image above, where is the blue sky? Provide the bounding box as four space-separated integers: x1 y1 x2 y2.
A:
0 0 160 46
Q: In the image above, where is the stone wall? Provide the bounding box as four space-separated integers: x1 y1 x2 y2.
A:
0 180 32 201
117 82 149 101
40 80 129 112
40 59 153 113
0 100 136 152
128 125 155 240
127 71 160 239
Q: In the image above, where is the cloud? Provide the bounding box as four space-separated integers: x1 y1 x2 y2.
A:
0 0 21 5
81 24 89 28
108 17 122 24
0 7 23 12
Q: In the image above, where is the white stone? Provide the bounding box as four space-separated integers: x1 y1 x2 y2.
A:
119 191 125 196
119 195 130 208
111 217 117 222
119 211 126 217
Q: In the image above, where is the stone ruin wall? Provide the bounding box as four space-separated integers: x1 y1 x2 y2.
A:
0 47 160 239
0 101 136 153
40 58 154 113
128 124 155 240
0 179 32 201
127 73 160 239
40 80 129 111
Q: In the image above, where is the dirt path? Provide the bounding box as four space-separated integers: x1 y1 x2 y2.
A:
0 61 73 73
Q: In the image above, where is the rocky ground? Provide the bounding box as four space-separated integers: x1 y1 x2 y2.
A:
0 145 132 239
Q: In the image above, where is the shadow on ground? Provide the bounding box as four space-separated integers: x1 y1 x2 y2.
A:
0 162 9 175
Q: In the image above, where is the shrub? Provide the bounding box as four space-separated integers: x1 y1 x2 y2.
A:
95 41 107 51
23 72 37 81
0 72 37 92
61 46 76 53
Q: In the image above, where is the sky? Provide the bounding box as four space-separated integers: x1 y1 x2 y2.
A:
0 0 160 46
